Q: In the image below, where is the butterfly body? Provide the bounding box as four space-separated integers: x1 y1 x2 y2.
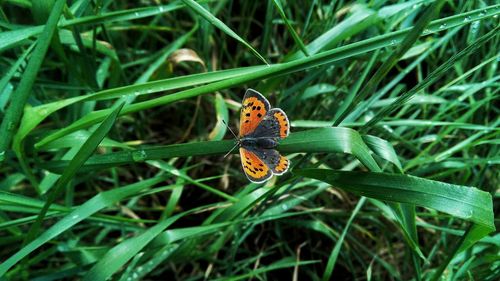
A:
237 89 290 183
240 137 278 150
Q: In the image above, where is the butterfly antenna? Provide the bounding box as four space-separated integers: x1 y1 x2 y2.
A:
222 119 238 139
221 119 240 158
223 142 239 158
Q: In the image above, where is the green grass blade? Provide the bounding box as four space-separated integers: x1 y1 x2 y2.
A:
26 5 500 148
82 213 185 281
295 169 495 249
333 0 445 126
180 0 268 65
42 127 381 174
0 44 35 107
322 197 366 281
0 0 66 162
271 0 309 56
0 175 166 276
362 25 500 130
21 102 125 247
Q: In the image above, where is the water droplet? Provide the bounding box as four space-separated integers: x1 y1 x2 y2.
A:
71 214 79 220
134 91 140 96
132 150 148 162
281 204 288 210
389 40 396 45
134 12 140 17
439 23 447 29
137 266 143 272
493 14 498 19
471 21 480 32
463 16 471 22
146 89 153 94
159 6 164 12
412 4 420 9
478 11 485 17
132 272 138 279
424 28 431 34
464 210 473 218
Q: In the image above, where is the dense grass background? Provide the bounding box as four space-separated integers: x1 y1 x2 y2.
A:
0 0 498 280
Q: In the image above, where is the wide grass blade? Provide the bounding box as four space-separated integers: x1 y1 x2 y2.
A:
295 169 495 251
42 127 381 174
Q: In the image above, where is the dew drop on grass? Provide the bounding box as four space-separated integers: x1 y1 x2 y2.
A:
71 214 79 220
39 108 49 116
464 209 473 219
159 6 164 12
134 12 140 17
463 16 471 22
470 21 480 34
281 204 288 211
7 121 15 130
439 23 446 29
132 150 148 162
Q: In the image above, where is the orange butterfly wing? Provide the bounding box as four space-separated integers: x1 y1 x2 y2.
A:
239 89 270 137
240 147 272 183
269 108 290 138
272 155 289 175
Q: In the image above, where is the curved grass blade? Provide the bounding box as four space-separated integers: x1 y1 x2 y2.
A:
180 0 268 65
0 1 202 52
0 0 66 162
271 0 309 56
294 169 495 251
208 93 229 141
15 65 266 147
362 135 403 172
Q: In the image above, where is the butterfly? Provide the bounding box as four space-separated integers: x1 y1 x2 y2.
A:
227 89 290 183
